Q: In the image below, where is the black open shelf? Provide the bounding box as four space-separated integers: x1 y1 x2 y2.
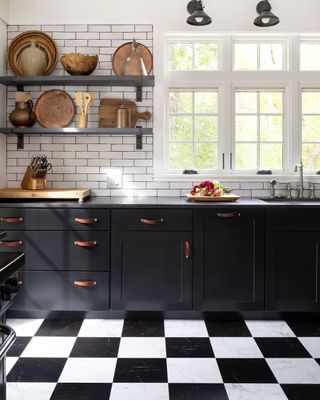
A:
0 127 153 150
0 75 155 102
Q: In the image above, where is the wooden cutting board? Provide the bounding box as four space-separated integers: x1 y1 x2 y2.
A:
186 193 240 202
99 98 151 128
0 189 91 204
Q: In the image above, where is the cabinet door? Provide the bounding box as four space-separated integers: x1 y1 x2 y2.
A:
266 232 320 311
194 210 265 311
111 231 192 310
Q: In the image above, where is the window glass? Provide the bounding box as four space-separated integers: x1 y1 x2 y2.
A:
168 90 219 171
169 42 219 71
235 90 284 170
234 42 285 71
300 43 320 71
302 91 320 169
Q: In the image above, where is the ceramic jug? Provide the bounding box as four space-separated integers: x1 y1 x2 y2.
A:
20 41 47 76
9 100 36 128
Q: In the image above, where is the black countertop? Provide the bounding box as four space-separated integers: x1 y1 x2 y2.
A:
0 196 320 208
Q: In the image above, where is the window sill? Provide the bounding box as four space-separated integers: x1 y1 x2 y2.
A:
153 173 320 183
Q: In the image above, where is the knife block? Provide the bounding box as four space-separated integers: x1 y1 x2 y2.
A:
21 166 47 190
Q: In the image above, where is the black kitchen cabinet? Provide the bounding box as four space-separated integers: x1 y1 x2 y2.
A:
193 209 265 311
266 209 320 311
13 271 109 311
111 231 193 310
266 233 320 311
0 231 109 271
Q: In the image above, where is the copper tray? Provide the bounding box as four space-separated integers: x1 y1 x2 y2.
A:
8 30 58 76
186 193 240 202
112 41 153 75
35 90 75 128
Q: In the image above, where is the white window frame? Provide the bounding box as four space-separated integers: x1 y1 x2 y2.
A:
299 84 320 172
299 37 320 72
231 83 290 174
153 33 320 181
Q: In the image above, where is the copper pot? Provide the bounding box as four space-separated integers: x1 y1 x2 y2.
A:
9 100 36 128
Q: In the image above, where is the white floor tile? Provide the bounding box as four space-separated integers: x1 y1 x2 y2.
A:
245 321 295 338
78 319 124 337
167 358 223 383
118 337 166 358
6 357 18 375
6 319 44 337
7 383 56 400
210 337 263 358
110 383 169 400
298 337 320 358
58 358 117 383
267 358 320 384
164 320 208 337
21 337 76 358
225 383 288 400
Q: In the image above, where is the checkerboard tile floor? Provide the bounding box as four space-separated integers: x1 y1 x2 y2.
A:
5 318 320 400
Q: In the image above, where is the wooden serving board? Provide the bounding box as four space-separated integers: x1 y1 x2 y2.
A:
99 98 151 128
186 193 240 202
0 189 91 204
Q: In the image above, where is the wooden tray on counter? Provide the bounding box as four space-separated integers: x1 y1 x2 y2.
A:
0 189 91 204
186 193 240 202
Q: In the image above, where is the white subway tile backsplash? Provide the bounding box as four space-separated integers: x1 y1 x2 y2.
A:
6 23 267 198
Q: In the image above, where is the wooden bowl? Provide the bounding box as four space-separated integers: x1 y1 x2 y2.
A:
60 53 99 76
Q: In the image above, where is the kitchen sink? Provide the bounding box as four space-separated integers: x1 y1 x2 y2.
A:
259 197 320 203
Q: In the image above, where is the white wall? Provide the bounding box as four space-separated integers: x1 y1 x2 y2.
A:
0 0 9 24
0 19 7 187
7 0 320 32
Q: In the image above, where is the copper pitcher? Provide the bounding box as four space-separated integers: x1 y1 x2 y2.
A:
9 100 36 128
122 40 147 76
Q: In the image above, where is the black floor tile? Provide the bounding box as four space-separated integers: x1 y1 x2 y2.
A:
282 384 320 400
217 359 277 383
35 320 83 337
7 358 67 382
50 383 112 400
70 338 120 358
7 337 32 357
255 338 312 358
169 384 228 400
287 321 320 337
166 338 214 358
113 358 167 382
122 320 164 337
205 320 251 337
316 359 320 367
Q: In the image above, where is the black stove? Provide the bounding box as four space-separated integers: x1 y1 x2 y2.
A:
0 232 25 400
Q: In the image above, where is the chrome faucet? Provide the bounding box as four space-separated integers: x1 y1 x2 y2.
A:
295 159 304 199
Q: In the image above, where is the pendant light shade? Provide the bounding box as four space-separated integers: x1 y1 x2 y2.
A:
254 0 279 27
187 0 212 26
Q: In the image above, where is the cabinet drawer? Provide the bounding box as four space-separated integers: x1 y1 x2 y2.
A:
268 209 320 231
0 231 110 271
0 208 110 231
112 209 192 231
12 271 109 311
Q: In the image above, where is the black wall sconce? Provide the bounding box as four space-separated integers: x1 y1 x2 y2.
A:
187 0 212 26
254 0 280 27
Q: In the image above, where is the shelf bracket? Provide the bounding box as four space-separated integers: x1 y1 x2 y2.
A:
17 133 24 150
16 84 24 92
136 84 142 102
136 127 143 150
